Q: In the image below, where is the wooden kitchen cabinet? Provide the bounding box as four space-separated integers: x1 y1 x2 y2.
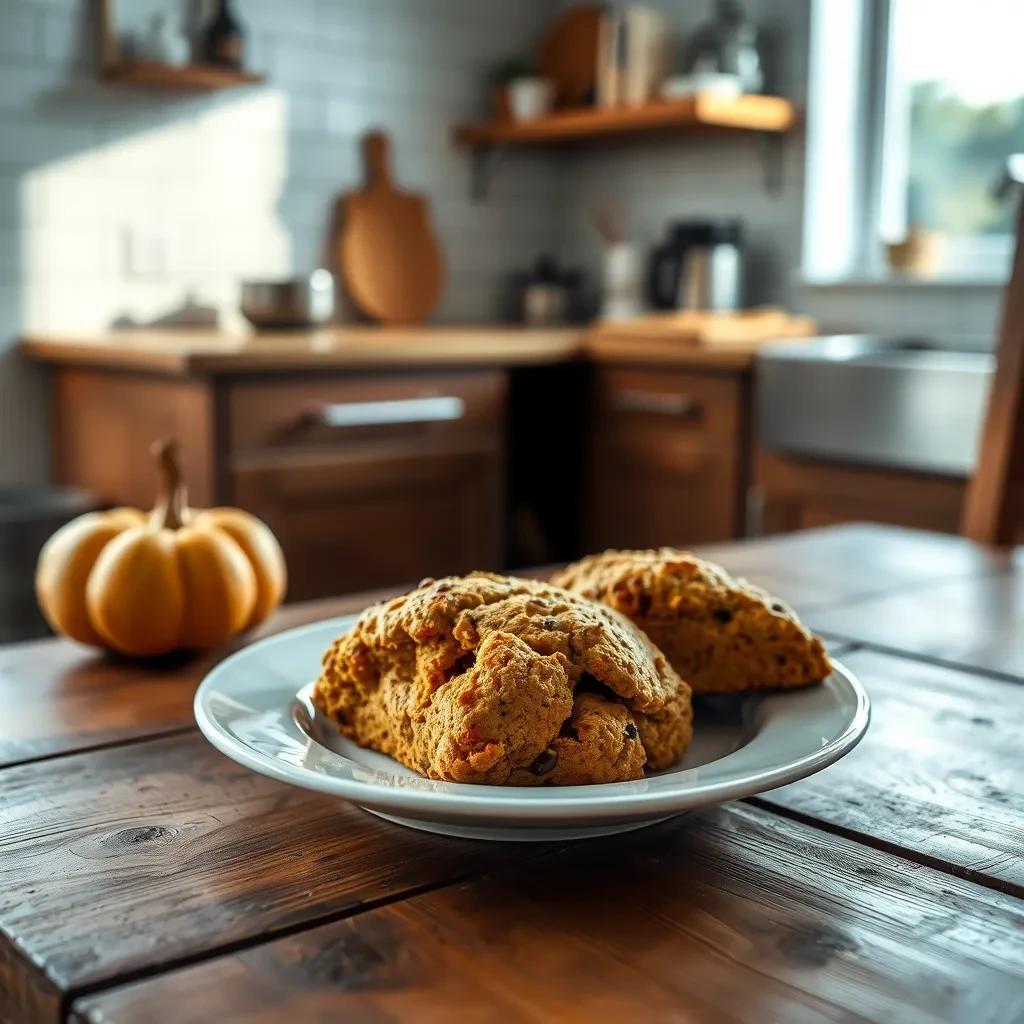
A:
755 450 965 535
226 372 506 600
31 327 767 600
54 369 219 507
51 366 507 600
232 447 500 601
586 366 752 549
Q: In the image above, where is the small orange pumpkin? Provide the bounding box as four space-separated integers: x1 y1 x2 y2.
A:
36 440 287 656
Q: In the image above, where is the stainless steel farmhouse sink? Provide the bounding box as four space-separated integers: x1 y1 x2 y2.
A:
757 335 994 476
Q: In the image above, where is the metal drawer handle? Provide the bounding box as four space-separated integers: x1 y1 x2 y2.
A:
613 390 701 419
303 396 466 429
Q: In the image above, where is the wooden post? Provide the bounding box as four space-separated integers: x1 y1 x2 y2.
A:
962 198 1024 544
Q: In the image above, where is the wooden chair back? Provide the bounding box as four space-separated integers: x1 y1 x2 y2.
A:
962 197 1024 544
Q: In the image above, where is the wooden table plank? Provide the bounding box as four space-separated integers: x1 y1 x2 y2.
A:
72 804 1024 1024
809 568 1024 681
0 732 551 1024
755 647 1024 896
0 591 399 769
698 523 1011 611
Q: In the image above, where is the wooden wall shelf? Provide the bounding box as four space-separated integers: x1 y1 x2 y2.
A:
453 94 796 147
100 61 264 92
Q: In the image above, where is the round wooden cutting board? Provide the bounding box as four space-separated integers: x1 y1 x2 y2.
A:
338 131 444 325
538 4 604 108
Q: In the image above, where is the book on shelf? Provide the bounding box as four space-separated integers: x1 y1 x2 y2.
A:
597 5 672 109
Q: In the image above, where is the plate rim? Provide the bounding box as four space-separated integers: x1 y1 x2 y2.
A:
194 615 871 822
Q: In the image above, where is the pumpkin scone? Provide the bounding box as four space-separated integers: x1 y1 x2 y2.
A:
313 572 693 785
552 549 831 695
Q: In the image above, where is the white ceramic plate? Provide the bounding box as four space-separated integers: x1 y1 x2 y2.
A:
195 615 870 842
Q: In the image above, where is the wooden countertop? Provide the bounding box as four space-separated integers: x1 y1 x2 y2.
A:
21 324 767 375
20 326 586 375
2 524 1023 1023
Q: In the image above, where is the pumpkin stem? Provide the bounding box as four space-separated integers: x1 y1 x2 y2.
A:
150 438 188 530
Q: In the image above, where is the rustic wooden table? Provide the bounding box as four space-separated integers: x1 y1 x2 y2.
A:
2 524 1022 1024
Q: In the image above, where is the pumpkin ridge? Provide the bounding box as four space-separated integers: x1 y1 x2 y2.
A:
35 437 285 656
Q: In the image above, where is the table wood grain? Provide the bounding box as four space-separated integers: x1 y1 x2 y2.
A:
72 804 1024 1024
808 566 1024 680
756 647 1024 896
1 524 1022 1024
698 523 1011 611
0 732 550 1024
0 591 399 769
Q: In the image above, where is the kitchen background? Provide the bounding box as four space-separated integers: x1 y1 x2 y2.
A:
2 0 1007 485
1 0 566 483
2 0 1020 645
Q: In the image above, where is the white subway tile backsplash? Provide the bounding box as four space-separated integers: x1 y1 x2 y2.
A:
38 2 98 69
268 38 365 89
0 171 42 228
282 91 328 133
0 115 101 168
311 0 376 46
244 0 321 35
0 284 22 339
25 223 107 277
0 0 558 483
0 61 68 113
0 227 20 273
0 6 38 59
324 95 363 134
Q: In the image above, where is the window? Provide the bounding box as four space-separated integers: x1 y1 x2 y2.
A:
804 0 1024 283
879 0 1024 272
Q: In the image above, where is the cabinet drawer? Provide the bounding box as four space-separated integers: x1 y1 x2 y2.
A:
593 368 742 452
586 366 748 549
226 371 506 455
587 449 740 549
231 446 502 600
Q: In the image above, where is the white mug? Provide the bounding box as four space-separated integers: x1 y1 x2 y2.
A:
507 77 554 122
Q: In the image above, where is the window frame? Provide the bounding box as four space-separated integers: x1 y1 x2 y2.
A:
802 0 1015 285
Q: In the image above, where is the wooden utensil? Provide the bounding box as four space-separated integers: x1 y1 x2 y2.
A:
538 5 604 108
593 202 626 245
338 131 444 325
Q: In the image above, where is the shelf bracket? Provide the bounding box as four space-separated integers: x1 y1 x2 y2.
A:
758 132 786 196
469 143 504 202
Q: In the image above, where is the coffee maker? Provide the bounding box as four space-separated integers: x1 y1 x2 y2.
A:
648 220 743 311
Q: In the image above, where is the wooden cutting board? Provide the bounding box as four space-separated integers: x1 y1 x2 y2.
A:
589 307 818 348
337 131 444 325
538 5 604 108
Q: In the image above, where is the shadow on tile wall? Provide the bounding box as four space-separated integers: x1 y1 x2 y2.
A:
0 0 562 485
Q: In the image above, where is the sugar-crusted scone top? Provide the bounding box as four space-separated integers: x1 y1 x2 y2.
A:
313 572 693 785
340 572 683 711
552 549 832 694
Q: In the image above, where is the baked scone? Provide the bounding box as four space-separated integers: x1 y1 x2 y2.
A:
552 549 831 695
313 572 693 785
